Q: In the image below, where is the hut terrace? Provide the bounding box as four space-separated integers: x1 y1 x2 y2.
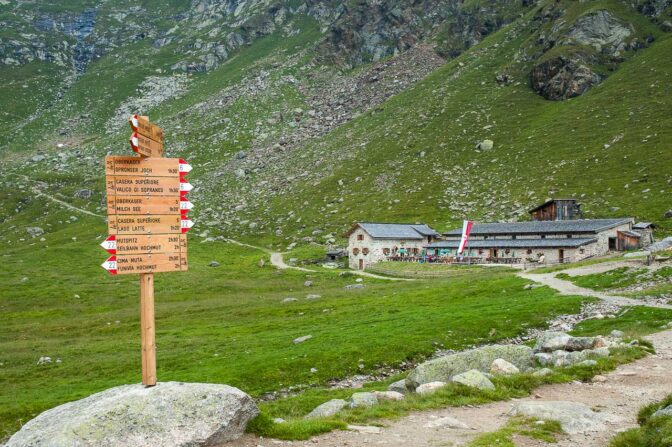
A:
426 218 635 265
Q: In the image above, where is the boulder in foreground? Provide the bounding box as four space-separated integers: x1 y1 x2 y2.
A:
5 382 258 447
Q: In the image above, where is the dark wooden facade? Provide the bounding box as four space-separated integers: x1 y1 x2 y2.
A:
617 230 641 251
529 199 581 221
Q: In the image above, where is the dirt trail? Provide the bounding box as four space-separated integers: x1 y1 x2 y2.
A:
14 174 104 218
518 261 672 310
231 329 672 447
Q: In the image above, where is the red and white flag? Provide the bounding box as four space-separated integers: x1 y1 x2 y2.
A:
457 220 473 255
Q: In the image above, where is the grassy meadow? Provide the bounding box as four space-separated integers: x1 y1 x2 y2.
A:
0 205 594 440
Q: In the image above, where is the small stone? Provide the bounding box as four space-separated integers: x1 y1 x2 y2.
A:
37 356 52 365
372 391 404 401
423 416 469 429
532 368 553 377
282 297 298 303
451 370 495 390
310 368 318 373
293 335 312 344
347 425 381 434
355 278 363 283
304 281 313 287
306 294 321 300
387 379 409 394
490 358 520 375
349 392 378 408
209 261 220 267
344 284 365 290
416 381 446 395
592 375 607 383
610 330 625 338
273 417 286 424
577 360 598 367
305 399 347 419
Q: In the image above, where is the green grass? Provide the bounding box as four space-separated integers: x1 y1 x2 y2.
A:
469 417 563 446
558 267 672 291
609 394 672 447
366 262 513 278
571 306 672 338
0 207 590 441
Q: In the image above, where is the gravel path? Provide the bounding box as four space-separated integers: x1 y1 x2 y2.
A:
518 262 672 310
229 329 672 447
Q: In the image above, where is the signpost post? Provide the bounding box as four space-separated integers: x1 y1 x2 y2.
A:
101 115 193 387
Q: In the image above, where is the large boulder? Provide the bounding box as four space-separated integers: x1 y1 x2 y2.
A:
406 345 533 391
510 401 619 434
565 10 632 56
530 56 601 100
4 382 258 447
534 332 597 353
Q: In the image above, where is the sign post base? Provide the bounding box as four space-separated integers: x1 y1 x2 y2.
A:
140 272 157 387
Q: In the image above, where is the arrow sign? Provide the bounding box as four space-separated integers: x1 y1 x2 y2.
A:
180 179 194 192
129 133 163 158
101 255 118 275
178 159 192 173
181 219 194 233
100 235 117 254
129 115 163 143
180 198 194 211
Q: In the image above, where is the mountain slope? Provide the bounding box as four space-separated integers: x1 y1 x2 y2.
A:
0 0 671 250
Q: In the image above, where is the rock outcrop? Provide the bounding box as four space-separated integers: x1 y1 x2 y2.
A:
531 56 602 100
511 401 620 434
406 345 533 391
4 382 258 447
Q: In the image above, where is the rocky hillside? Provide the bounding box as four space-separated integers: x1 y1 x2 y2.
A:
0 0 671 249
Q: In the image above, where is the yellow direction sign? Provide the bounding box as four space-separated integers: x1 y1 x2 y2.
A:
130 132 164 157
129 115 163 143
102 252 188 274
100 234 187 255
108 214 183 235
105 175 193 196
107 195 194 215
106 156 192 176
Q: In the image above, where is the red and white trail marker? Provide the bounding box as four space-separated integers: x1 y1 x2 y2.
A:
100 235 117 254
101 255 118 275
178 159 192 173
180 198 194 211
180 179 194 192
181 219 194 233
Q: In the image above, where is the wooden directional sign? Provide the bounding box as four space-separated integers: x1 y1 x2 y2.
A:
101 252 188 275
108 214 183 235
101 234 187 255
102 114 193 387
105 175 193 197
129 115 163 143
105 156 191 176
107 196 194 215
130 132 164 157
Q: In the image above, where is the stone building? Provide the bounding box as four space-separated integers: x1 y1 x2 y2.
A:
529 198 582 221
632 222 655 248
346 223 440 270
426 218 635 265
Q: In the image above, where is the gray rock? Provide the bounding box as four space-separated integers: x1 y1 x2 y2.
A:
406 345 533 390
510 401 617 434
344 284 365 290
4 382 258 447
37 356 52 365
423 416 470 429
652 405 672 419
372 391 404 401
208 261 220 267
566 10 632 55
293 335 312 344
565 337 596 352
534 353 553 366
304 281 313 287
306 294 321 300
74 189 93 199
649 237 672 252
534 332 596 353
416 381 446 395
26 227 44 238
451 370 495 391
490 358 519 375
577 360 598 367
610 330 625 338
387 379 409 394
305 399 347 419
281 297 298 303
475 139 494 151
532 368 553 377
349 392 378 408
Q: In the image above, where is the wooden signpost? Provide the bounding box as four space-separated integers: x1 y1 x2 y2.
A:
101 115 193 387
